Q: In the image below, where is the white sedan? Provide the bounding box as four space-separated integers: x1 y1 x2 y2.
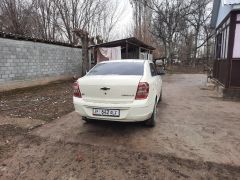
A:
73 60 163 127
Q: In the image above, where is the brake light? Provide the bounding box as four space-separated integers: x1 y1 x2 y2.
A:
135 82 149 100
73 82 81 98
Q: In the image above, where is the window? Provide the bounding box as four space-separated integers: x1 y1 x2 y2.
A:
233 24 240 58
227 18 230 25
216 26 229 59
149 63 157 76
216 33 222 59
237 14 240 21
225 27 229 59
221 29 225 58
87 62 144 76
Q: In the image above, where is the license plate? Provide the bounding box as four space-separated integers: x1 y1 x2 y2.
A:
93 108 120 117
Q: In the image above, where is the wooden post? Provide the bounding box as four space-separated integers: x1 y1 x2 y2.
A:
94 47 97 65
226 12 236 88
139 47 141 59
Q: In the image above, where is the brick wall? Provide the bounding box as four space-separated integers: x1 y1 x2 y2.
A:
0 38 82 84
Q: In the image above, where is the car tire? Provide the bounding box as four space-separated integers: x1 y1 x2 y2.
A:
145 101 157 127
158 89 162 102
82 117 91 123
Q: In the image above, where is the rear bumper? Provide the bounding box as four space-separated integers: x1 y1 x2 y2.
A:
73 97 154 122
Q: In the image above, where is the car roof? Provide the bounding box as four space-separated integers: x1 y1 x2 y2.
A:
99 59 150 64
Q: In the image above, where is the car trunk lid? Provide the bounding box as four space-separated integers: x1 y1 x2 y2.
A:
78 75 142 104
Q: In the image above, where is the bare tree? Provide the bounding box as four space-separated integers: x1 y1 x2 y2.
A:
187 0 212 66
0 0 35 35
55 0 109 44
130 0 153 43
0 0 127 44
100 0 125 41
31 0 60 40
150 0 194 64
132 0 213 66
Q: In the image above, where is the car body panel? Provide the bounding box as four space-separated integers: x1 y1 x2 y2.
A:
73 59 162 122
78 75 142 104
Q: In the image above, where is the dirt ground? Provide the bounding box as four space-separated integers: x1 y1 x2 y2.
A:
166 65 206 74
0 80 74 121
1 74 240 180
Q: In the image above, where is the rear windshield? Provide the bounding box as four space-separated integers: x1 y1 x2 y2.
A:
87 62 144 76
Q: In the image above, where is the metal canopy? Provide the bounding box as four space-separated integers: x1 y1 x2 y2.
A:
89 37 155 51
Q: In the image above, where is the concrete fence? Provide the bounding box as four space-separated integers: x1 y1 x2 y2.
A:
0 37 82 91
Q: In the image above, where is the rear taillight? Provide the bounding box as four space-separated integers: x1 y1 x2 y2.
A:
73 82 82 98
135 82 149 100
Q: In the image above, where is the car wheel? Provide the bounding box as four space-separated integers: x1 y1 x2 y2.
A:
159 89 162 102
82 116 91 123
145 101 157 127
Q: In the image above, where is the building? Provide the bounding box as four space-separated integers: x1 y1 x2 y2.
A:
210 0 240 97
89 37 155 66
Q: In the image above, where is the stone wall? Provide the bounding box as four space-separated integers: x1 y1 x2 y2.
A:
0 38 82 85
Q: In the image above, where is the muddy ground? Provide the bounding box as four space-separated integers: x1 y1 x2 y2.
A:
0 80 74 121
0 74 240 180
